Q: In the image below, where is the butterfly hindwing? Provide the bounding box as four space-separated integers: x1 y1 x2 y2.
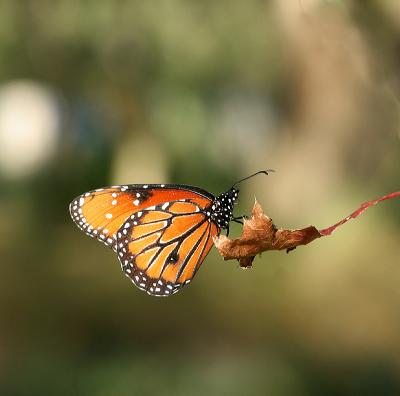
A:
116 199 220 296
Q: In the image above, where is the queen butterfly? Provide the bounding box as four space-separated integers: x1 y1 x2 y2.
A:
69 170 272 296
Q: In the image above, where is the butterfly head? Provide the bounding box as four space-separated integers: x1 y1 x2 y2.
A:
211 187 239 229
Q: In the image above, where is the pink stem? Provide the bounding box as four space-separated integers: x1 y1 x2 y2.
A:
319 191 400 236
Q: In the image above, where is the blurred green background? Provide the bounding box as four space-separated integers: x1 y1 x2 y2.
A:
0 1 399 395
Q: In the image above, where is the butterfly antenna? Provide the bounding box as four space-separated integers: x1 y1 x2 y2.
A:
232 169 275 188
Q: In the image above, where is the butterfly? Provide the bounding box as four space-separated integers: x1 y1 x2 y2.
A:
69 170 272 296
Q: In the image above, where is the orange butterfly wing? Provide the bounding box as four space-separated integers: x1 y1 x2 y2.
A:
70 184 220 296
69 185 213 249
116 200 220 296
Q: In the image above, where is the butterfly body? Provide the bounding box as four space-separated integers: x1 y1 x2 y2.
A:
70 183 239 296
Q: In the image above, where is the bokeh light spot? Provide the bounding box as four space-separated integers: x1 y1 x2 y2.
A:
0 80 61 179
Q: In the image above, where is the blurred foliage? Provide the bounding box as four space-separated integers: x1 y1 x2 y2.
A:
0 1 399 395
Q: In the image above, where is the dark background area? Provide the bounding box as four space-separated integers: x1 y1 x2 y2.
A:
0 1 399 395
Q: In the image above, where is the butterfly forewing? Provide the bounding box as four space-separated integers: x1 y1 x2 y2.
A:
116 200 219 296
69 184 214 249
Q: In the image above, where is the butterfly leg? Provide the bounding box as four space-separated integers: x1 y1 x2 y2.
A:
226 216 246 236
232 215 248 225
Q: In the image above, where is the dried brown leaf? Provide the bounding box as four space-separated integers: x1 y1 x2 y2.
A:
214 192 400 268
